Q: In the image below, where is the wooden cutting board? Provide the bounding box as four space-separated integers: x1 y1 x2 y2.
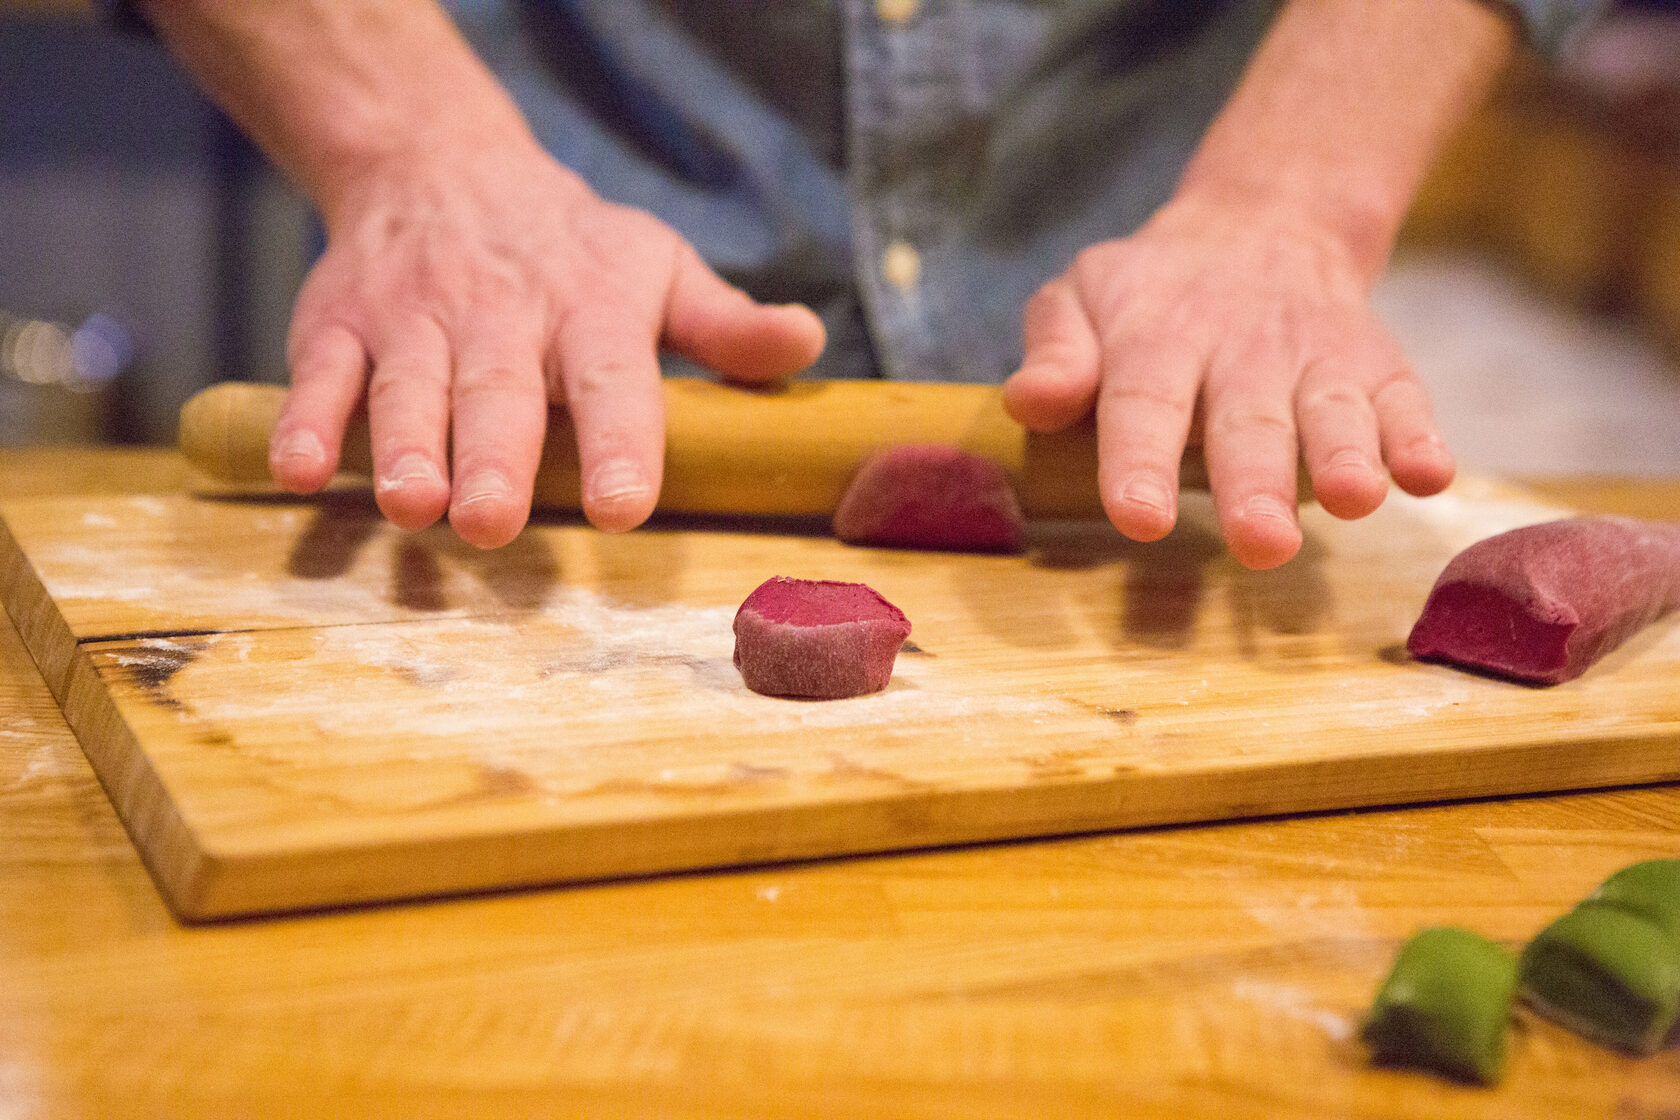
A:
3 477 1678 920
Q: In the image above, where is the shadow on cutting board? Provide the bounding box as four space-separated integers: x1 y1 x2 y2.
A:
196 490 562 615
949 490 1332 656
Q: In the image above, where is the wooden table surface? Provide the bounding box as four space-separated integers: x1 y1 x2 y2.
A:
2 447 1676 1119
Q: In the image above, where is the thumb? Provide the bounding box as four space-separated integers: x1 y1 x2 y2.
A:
1001 277 1101 433
662 246 825 383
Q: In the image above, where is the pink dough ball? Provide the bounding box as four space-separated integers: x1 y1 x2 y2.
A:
832 444 1025 554
733 577 912 699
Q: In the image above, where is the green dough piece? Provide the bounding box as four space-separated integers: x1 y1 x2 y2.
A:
1362 927 1518 1085
1589 859 1680 943
1519 901 1680 1055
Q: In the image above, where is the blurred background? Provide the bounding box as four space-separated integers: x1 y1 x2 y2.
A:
1 0 313 447
2 0 1679 478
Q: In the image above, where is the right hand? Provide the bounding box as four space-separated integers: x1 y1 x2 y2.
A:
267 135 826 548
1003 191 1454 571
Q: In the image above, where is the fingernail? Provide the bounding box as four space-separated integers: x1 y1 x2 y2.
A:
1241 494 1295 525
587 458 648 504
1119 472 1173 515
376 454 443 494
455 472 513 509
271 429 324 466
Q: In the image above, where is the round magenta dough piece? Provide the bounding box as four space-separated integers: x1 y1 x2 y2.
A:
832 444 1025 553
733 577 912 699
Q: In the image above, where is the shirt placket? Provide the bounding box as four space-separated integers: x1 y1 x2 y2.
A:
842 0 973 382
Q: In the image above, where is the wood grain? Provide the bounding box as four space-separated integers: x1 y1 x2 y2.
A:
0 449 1676 1117
5 463 1680 919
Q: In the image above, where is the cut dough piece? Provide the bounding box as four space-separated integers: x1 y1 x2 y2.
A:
1589 859 1680 943
1519 901 1680 1055
1361 927 1518 1086
732 577 912 699
833 444 1025 554
1407 516 1680 684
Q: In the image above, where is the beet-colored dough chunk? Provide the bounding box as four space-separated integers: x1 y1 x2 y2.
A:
733 577 912 699
832 444 1025 554
1407 517 1680 685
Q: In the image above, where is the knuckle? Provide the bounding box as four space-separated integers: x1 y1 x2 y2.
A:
1070 244 1107 277
1207 405 1293 441
1316 443 1373 471
1102 316 1200 359
1101 377 1195 420
1296 383 1366 416
1072 240 1131 277
451 363 531 404
1028 343 1093 378
367 359 448 409
1369 366 1423 406
287 317 360 369
1023 284 1065 326
565 358 649 399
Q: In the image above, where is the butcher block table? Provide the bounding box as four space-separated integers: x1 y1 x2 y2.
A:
1 445 1677 1118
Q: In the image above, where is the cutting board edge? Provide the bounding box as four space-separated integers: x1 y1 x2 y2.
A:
171 725 1680 921
0 512 213 918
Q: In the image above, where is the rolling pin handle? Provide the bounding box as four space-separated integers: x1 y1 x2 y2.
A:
179 382 287 484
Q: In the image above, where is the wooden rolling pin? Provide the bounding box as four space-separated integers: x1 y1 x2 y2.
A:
179 379 1231 519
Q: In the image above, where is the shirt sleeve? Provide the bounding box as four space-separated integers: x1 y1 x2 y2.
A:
1492 0 1612 55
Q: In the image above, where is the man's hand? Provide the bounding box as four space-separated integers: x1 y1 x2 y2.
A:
140 0 823 548
1006 0 1516 569
270 139 823 548
1004 194 1454 571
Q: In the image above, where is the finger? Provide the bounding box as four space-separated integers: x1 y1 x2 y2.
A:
662 246 825 384
1093 331 1204 543
1372 370 1456 497
551 307 664 533
365 317 453 532
1002 278 1101 433
1294 354 1388 521
448 329 547 549
271 323 366 493
1202 374 1303 571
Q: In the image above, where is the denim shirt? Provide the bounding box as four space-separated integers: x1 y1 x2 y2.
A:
444 0 1605 385
113 0 1608 384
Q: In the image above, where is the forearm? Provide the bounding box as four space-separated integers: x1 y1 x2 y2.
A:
1177 0 1518 281
136 0 537 226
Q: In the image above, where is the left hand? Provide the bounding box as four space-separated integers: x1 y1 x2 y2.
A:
1002 192 1456 570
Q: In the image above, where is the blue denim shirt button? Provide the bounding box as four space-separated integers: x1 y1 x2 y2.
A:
875 0 917 25
881 241 922 292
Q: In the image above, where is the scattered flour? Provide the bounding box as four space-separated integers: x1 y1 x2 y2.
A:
127 583 1073 798
26 487 1680 808
3 742 83 789
1228 978 1355 1041
1379 485 1571 542
172 586 1063 740
1238 884 1377 942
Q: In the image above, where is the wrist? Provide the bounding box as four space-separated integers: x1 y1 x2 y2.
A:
1168 0 1518 286
1171 160 1404 286
138 0 542 227
308 92 540 231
